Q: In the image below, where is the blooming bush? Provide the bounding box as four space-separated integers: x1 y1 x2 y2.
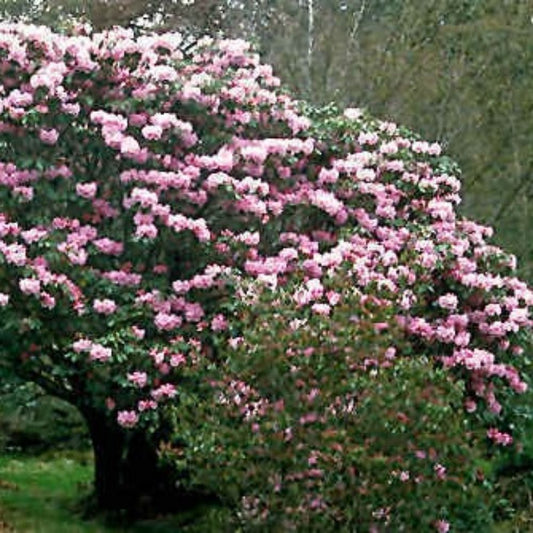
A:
0 22 530 517
165 275 497 530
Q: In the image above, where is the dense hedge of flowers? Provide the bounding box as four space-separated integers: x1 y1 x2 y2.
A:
0 22 531 528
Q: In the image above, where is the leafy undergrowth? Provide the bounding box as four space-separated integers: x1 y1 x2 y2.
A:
0 452 231 533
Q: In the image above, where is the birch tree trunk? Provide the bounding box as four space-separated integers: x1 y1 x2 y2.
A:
307 0 314 95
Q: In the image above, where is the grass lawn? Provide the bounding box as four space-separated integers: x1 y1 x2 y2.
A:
0 452 231 532
0 451 104 532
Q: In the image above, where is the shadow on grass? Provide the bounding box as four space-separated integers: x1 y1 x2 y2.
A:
0 451 233 532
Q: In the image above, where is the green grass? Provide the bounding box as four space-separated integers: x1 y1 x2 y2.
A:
0 451 106 532
0 452 232 533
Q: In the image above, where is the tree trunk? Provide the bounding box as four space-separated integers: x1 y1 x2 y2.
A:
82 408 163 513
81 407 218 516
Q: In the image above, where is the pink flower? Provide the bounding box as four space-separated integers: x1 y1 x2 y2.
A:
135 224 158 239
102 271 141 286
301 260 320 279
399 470 410 482
211 313 228 331
141 124 163 140
380 141 398 155
120 136 141 157
344 107 363 120
464 399 477 413
41 292 56 309
62 103 81 116
429 142 442 156
438 293 458 310
434 463 447 480
311 303 331 316
412 141 429 154
73 339 92 353
19 278 41 295
305 278 324 300
512 345 524 356
434 520 450 533
228 337 244 349
129 113 148 127
170 353 186 367
130 187 158 207
131 326 145 339
76 182 97 199
509 308 529 325
184 302 204 322
454 331 471 347
89 344 112 362
358 132 379 145
485 303 501 316
151 383 177 401
384 347 396 360
39 128 59 145
106 397 116 411
487 428 513 446
150 113 179 130
13 186 34 201
326 291 341 306
93 298 117 315
0 293 9 306
93 238 123 256
308 190 344 217
117 410 138 428
138 400 158 411
149 65 178 83
128 371 148 387
154 312 182 330
21 228 47 243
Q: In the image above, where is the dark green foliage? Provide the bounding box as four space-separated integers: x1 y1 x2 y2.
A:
0 383 89 454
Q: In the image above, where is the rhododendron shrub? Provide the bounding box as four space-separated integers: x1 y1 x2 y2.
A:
165 276 496 530
0 22 531 513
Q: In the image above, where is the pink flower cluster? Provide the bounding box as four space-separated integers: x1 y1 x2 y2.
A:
93 298 117 315
487 428 513 446
72 338 112 362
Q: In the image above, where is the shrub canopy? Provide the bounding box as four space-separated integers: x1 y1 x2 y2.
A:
0 23 530 445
